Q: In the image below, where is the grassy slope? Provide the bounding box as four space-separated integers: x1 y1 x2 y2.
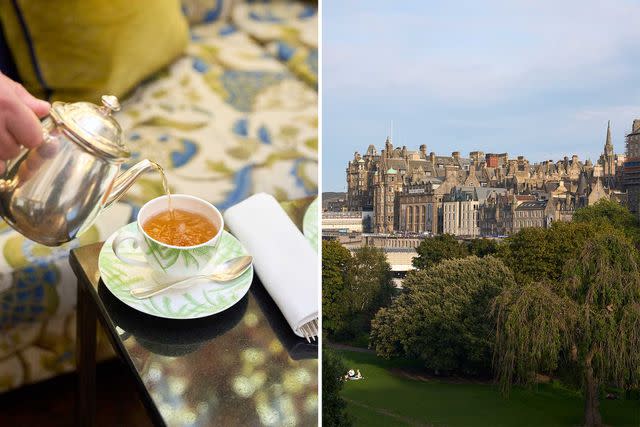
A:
338 350 640 427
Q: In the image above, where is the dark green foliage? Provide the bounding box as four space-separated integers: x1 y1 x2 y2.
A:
494 231 640 426
322 240 352 337
467 238 499 257
322 348 352 427
412 234 469 270
493 281 577 388
573 199 640 247
322 241 394 340
496 221 599 283
343 246 395 337
371 256 516 375
563 233 640 391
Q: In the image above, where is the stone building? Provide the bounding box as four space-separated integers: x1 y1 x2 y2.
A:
443 198 479 237
623 119 640 215
321 211 363 233
346 120 631 235
512 200 548 233
478 193 514 236
346 145 378 211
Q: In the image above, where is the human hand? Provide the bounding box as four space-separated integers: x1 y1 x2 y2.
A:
0 73 50 172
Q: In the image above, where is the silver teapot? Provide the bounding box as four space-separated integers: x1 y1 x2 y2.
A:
0 95 156 246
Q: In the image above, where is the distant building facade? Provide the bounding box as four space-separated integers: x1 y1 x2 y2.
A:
512 201 547 233
321 211 363 233
345 119 636 236
623 120 640 215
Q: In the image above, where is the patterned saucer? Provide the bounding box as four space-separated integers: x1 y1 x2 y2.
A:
99 222 253 319
303 197 318 251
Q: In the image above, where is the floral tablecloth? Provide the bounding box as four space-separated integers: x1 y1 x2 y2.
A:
0 0 317 393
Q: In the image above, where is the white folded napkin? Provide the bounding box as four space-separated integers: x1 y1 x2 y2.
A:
223 193 318 338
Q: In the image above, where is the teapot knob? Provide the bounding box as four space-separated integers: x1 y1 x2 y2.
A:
100 95 121 115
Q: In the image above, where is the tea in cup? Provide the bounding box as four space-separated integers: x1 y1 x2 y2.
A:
112 194 224 280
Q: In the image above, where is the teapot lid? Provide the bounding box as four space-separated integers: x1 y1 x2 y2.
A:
50 95 131 161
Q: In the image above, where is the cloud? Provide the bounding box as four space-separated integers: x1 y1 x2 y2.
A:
322 0 640 190
574 106 640 124
324 0 640 104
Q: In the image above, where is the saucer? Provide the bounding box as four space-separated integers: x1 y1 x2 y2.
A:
99 222 253 319
303 197 318 250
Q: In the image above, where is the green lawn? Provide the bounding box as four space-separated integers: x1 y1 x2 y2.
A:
337 350 640 427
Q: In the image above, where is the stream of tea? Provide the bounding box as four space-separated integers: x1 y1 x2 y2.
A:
150 161 174 219
145 161 219 246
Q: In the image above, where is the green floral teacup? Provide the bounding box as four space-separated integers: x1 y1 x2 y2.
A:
112 194 224 281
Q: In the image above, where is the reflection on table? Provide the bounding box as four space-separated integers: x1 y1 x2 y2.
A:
98 275 318 426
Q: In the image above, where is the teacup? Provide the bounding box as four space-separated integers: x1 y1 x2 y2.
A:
112 194 224 281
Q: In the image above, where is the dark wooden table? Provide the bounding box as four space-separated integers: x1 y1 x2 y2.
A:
70 198 318 426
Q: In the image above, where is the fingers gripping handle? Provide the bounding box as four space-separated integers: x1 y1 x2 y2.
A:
112 231 148 267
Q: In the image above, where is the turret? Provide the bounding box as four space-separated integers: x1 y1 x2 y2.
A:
384 136 393 153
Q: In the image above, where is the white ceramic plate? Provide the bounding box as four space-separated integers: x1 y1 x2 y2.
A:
99 222 253 319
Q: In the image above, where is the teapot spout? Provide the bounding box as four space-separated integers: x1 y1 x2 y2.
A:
105 159 156 208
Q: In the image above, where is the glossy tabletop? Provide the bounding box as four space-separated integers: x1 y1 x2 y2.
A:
70 199 318 426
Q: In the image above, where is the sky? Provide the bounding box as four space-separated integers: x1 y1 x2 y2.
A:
323 0 640 191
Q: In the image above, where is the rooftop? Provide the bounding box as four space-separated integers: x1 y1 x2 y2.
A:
516 200 548 210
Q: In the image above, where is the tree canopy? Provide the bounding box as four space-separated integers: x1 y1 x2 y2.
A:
573 199 640 247
322 240 352 337
344 246 395 336
371 256 516 375
322 241 394 340
322 348 352 427
467 238 499 258
412 234 469 270
494 231 640 427
496 221 600 283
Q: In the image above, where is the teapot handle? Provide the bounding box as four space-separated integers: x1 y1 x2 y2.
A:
0 124 61 192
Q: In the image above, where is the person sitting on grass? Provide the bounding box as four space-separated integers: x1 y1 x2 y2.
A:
344 369 364 381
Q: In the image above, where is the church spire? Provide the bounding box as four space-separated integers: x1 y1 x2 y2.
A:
605 120 613 151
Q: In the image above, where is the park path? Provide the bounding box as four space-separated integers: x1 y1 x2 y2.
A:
325 342 374 353
344 398 434 427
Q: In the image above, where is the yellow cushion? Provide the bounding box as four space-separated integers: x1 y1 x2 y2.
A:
0 0 188 102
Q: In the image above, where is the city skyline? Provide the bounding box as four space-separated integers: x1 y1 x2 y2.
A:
330 121 627 192
324 0 640 191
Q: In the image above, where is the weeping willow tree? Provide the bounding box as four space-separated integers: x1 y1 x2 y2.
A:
494 232 640 427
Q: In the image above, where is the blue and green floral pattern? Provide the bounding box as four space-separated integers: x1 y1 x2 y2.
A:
0 0 317 393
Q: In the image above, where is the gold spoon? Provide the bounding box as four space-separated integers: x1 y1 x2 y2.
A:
130 255 253 299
